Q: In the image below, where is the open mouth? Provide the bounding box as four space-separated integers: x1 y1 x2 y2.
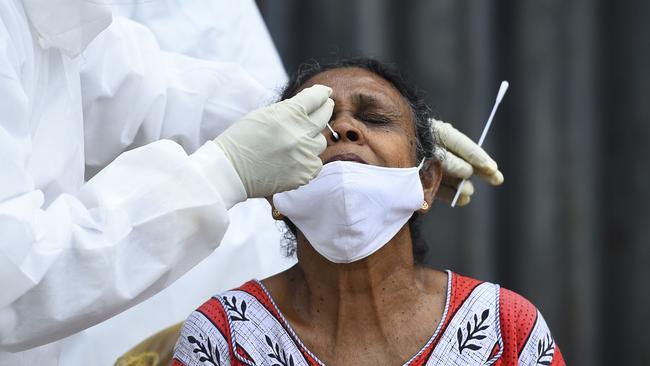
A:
324 153 368 165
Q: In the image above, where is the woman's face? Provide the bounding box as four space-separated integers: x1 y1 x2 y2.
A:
300 67 418 168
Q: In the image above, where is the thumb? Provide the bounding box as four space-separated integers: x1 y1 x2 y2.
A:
287 84 333 115
307 98 335 136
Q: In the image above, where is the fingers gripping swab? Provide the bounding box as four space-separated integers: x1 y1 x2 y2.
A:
450 81 509 207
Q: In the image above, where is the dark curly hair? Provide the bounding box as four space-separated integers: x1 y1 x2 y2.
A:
277 57 443 264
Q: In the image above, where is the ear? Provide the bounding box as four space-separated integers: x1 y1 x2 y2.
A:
419 159 442 214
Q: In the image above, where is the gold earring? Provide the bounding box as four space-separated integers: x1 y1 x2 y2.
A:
421 201 429 210
272 207 283 220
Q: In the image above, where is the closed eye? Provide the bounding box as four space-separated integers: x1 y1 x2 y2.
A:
357 112 392 125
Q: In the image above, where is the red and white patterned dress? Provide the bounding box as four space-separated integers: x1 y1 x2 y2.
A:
173 271 565 365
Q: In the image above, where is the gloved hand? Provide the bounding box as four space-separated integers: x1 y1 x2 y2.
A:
215 85 334 198
431 118 504 206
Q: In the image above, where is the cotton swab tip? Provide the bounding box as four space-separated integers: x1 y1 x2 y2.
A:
496 81 509 104
326 123 339 140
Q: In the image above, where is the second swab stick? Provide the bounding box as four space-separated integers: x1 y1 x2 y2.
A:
450 81 509 207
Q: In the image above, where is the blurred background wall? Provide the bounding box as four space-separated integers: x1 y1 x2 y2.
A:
256 1 650 365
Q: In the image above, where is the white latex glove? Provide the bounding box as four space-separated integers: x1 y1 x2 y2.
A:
215 85 334 198
431 118 504 206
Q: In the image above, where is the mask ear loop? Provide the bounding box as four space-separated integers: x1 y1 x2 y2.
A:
417 158 426 171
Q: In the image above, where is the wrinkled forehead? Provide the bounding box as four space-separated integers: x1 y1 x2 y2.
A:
297 67 413 119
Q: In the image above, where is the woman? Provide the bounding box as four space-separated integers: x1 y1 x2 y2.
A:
172 58 565 366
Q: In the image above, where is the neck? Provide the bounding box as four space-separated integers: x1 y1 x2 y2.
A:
266 225 448 363
298 225 416 292
287 226 421 328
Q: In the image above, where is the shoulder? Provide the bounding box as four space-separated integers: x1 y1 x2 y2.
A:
174 280 293 366
497 287 565 365
498 287 539 349
450 273 547 340
173 292 233 366
446 273 565 365
173 281 262 366
175 279 319 366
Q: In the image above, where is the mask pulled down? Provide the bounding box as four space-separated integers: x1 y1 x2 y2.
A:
273 160 425 263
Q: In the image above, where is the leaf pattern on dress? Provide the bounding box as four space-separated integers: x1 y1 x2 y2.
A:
187 333 221 366
536 333 555 365
265 335 295 366
223 295 249 321
457 308 490 354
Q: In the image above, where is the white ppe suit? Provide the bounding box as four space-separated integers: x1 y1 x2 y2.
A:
60 1 295 364
0 0 285 360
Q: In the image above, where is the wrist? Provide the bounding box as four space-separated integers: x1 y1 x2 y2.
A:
190 141 247 209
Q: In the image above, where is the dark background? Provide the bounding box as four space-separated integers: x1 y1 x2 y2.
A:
256 1 650 365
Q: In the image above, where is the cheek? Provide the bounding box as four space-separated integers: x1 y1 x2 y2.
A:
370 130 415 167
400 128 419 166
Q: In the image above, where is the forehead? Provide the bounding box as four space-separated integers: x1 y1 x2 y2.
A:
300 67 411 114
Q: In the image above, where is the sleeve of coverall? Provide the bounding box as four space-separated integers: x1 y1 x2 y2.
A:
0 17 251 351
81 16 275 176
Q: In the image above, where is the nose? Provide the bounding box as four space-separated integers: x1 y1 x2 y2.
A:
328 116 364 145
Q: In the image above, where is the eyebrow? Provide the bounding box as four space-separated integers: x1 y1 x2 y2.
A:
351 93 384 109
350 92 403 119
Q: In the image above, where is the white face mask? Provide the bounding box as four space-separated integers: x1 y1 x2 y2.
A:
273 160 425 263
